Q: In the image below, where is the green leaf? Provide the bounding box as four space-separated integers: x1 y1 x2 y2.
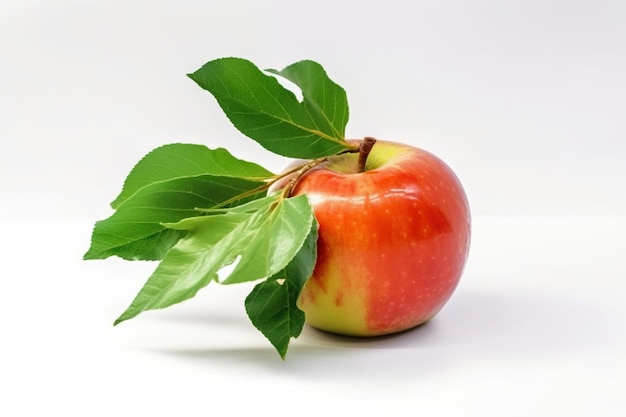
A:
111 144 273 209
188 57 355 159
113 194 317 325
245 221 318 359
83 174 268 261
267 60 349 140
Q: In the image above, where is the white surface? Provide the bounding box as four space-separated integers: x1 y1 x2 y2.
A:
2 1 626 416
1 216 625 416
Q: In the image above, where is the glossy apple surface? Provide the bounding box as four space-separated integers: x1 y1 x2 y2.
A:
287 139 471 336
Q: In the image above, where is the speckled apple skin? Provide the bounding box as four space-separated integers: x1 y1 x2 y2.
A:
290 140 471 336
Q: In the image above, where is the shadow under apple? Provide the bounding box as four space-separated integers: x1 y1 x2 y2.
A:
141 287 615 382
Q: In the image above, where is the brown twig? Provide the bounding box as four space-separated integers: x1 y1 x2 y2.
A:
357 137 377 173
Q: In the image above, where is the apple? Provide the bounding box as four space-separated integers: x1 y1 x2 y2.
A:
277 138 470 336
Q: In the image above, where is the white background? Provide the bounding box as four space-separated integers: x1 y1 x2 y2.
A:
1 1 625 416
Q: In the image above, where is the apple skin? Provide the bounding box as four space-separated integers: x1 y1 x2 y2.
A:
281 139 470 336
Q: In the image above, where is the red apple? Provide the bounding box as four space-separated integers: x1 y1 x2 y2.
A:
279 139 470 336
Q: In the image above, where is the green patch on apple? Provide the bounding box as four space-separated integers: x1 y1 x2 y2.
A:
84 57 471 359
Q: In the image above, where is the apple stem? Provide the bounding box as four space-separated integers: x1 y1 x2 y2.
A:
276 139 374 198
357 137 377 173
